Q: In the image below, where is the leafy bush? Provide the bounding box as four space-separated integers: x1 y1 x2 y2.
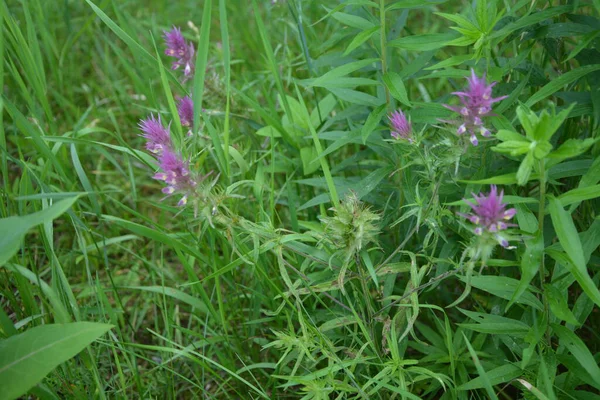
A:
1 0 600 399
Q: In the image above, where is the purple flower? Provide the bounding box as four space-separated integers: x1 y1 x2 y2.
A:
139 115 172 154
458 185 516 247
177 96 194 127
444 69 506 146
154 148 197 206
163 27 195 78
388 110 412 141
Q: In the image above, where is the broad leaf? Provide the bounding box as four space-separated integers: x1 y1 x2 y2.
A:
0 322 112 400
0 197 79 266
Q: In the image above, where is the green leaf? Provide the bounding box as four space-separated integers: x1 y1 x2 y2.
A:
0 322 112 400
382 72 412 107
525 65 600 107
459 275 543 311
344 26 380 56
300 146 320 175
329 88 384 106
361 104 387 143
507 232 543 311
309 58 379 88
461 333 499 400
516 105 538 140
533 105 574 142
491 6 573 40
122 286 209 316
545 284 579 325
516 379 552 400
255 125 282 138
458 364 522 390
436 12 478 32
0 197 79 266
517 153 535 186
331 12 376 30
492 140 532 156
388 33 456 51
459 172 536 185
547 138 596 168
564 29 600 62
424 54 473 70
548 197 600 308
552 324 600 387
386 0 448 11
360 249 378 286
496 129 526 143
558 185 600 208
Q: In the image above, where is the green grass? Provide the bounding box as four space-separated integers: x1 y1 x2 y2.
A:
2 0 600 399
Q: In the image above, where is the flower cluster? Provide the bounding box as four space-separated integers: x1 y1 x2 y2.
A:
139 115 198 207
177 96 194 128
136 27 208 208
388 109 412 142
458 185 516 248
444 69 506 146
164 27 195 79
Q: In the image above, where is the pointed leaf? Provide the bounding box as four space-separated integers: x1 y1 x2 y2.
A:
0 322 112 400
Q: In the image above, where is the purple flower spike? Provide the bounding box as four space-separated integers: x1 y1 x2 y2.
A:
155 148 197 205
388 109 412 141
163 27 195 79
444 69 506 146
177 96 194 127
139 115 172 154
458 185 516 247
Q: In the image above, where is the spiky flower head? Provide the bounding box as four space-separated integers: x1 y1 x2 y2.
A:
154 148 198 206
177 96 194 127
163 27 195 78
444 69 506 146
321 193 380 258
458 185 516 248
388 109 412 141
139 115 172 154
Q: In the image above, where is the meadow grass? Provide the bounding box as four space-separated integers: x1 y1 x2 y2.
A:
1 0 600 399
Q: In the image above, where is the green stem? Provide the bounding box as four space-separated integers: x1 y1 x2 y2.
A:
537 158 550 343
379 0 390 106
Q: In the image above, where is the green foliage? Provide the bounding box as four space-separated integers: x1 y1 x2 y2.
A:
0 323 112 400
1 0 600 399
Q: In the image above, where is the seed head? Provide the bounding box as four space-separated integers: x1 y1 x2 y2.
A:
321 193 380 258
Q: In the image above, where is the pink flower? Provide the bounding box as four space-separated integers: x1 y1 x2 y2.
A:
138 115 172 154
177 96 194 127
163 27 195 79
388 110 412 141
458 185 516 247
444 69 506 146
154 148 197 206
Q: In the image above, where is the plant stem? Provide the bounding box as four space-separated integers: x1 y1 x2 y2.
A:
537 158 551 343
379 0 391 106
